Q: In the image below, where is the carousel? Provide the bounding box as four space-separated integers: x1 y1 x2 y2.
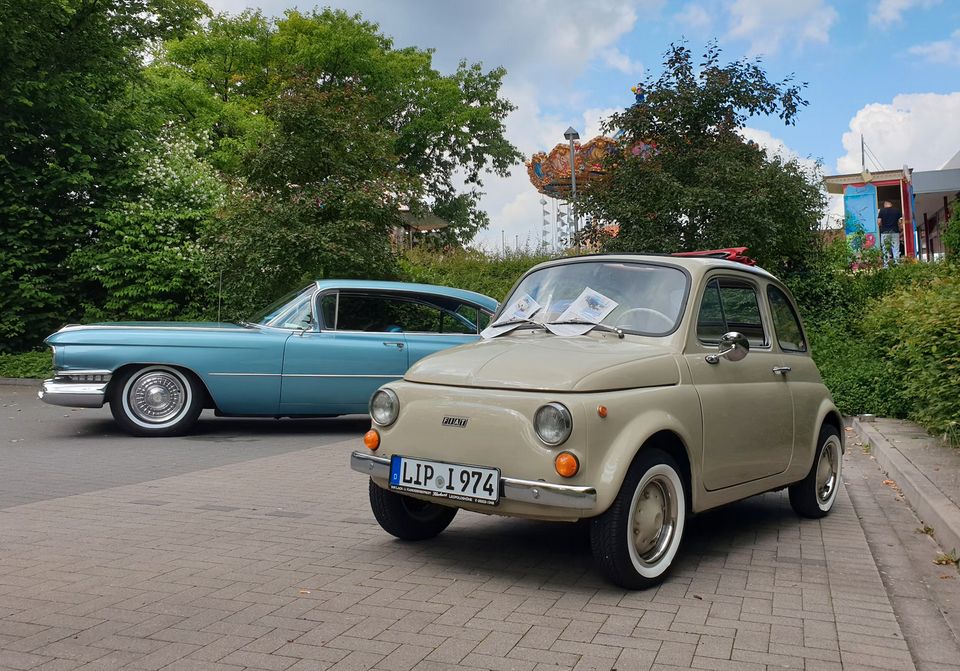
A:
526 135 619 250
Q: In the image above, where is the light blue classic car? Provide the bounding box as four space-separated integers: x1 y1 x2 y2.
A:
40 280 497 436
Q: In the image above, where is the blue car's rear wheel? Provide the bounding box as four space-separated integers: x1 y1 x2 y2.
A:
110 365 203 437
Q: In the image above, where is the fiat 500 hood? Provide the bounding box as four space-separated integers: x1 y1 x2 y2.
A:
404 333 680 392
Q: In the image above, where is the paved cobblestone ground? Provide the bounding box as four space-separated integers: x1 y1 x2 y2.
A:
3 421 959 671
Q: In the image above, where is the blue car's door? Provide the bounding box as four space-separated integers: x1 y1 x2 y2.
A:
279 330 407 414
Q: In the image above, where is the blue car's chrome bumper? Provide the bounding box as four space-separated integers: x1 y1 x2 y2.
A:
38 370 112 409
350 451 597 509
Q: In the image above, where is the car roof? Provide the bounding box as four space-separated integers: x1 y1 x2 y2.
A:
528 253 778 281
313 279 499 310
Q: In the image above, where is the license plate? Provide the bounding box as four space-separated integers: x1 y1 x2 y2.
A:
389 455 500 506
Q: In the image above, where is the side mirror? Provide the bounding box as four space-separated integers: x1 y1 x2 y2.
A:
705 331 749 364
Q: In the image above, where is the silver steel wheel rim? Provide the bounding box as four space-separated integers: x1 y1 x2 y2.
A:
816 436 840 503
127 370 186 424
631 475 678 566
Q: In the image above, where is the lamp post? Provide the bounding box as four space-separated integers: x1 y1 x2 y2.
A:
564 127 580 252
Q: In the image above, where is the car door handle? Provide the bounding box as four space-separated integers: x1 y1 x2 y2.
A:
772 366 791 375
383 341 404 350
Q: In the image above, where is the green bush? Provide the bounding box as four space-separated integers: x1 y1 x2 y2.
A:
0 350 52 379
864 269 960 441
399 248 555 303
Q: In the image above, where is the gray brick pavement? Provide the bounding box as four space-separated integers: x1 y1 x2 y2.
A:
0 432 954 670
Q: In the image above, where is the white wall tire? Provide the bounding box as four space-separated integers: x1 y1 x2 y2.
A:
590 448 687 589
789 425 842 518
110 366 203 437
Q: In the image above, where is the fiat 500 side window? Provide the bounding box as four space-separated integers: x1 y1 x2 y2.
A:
767 285 807 353
696 279 767 346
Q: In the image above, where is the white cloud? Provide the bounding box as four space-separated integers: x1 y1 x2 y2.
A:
870 0 941 28
909 28 960 66
725 0 838 55
740 126 819 175
836 92 960 174
674 3 713 32
601 48 645 76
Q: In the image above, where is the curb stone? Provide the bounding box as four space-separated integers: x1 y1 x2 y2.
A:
0 377 42 387
854 417 960 559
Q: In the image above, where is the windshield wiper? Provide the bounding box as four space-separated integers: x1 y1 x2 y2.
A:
546 320 624 339
490 318 547 330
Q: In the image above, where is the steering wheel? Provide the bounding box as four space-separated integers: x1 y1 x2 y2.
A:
615 307 674 332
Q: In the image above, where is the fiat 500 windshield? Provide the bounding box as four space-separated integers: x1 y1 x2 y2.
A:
498 261 688 336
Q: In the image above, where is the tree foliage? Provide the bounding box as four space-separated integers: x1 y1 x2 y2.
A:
149 9 522 247
0 0 208 351
68 128 226 321
581 43 824 272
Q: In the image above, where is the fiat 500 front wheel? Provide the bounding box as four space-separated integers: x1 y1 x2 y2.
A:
369 480 458 541
110 365 204 437
590 448 687 589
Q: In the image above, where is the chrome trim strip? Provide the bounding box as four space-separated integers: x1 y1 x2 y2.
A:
57 325 250 332
208 373 281 377
208 373 402 378
349 452 597 510
283 374 403 379
38 379 108 409
55 369 112 378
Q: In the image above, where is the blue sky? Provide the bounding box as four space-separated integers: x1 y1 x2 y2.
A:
208 0 960 248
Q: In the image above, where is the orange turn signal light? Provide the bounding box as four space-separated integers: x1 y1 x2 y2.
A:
363 429 380 451
597 405 608 418
555 451 579 478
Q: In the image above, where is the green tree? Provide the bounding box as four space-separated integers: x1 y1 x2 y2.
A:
581 43 824 272
0 0 208 351
203 78 412 318
150 8 522 246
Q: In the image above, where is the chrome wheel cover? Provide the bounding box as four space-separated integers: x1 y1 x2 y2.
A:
124 368 188 426
816 436 841 504
630 474 679 566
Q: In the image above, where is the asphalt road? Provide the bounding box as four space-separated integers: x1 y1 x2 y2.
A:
0 383 370 509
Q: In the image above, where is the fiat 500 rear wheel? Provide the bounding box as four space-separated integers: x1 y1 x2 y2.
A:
789 425 842 518
590 448 686 589
369 480 458 541
110 365 204 437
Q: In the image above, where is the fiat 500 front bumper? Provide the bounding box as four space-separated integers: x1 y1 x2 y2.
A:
350 451 597 510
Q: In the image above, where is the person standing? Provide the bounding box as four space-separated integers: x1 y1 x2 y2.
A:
877 200 903 266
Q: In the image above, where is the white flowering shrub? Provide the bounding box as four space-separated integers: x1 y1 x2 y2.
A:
70 127 226 321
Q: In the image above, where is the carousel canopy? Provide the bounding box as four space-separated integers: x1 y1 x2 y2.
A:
526 136 618 199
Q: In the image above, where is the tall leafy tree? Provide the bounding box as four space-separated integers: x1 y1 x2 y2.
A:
0 0 208 351
149 9 522 248
581 43 825 272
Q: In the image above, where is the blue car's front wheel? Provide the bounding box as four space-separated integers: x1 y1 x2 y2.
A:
110 365 204 437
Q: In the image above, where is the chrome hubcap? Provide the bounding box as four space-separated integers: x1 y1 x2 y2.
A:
816 437 840 503
129 372 185 423
631 476 677 565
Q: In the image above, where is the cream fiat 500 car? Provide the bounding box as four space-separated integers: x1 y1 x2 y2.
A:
350 252 843 588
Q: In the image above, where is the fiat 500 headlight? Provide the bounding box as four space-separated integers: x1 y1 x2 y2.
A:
534 402 572 446
370 388 399 426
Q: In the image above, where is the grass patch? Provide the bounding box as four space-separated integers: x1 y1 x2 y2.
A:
0 350 52 379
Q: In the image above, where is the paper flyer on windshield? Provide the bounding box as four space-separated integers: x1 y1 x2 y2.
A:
544 287 618 337
481 294 542 339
